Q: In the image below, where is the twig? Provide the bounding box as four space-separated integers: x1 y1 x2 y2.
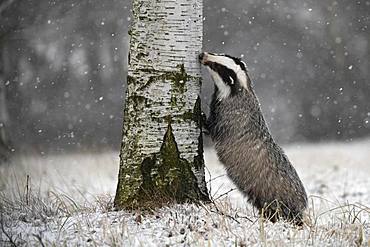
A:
26 175 30 206
208 181 254 224
235 212 254 223
213 188 237 201
259 210 267 247
209 203 240 224
208 174 227 183
32 233 45 247
0 213 17 247
205 195 254 224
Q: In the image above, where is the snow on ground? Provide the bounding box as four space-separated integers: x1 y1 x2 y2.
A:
1 140 370 246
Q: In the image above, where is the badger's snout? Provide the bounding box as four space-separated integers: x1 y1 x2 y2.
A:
198 52 204 62
198 52 208 64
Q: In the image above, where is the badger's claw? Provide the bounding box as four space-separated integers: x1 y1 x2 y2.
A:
201 111 210 135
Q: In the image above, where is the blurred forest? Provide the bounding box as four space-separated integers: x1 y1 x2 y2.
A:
0 0 369 157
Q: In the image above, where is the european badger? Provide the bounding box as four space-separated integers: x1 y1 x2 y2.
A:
199 52 307 224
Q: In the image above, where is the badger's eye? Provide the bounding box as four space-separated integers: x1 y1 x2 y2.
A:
230 77 234 85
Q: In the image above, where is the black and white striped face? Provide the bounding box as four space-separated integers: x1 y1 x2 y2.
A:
199 52 250 100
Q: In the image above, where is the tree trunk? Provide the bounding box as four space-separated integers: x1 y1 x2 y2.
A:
0 74 12 163
0 0 15 164
114 0 209 209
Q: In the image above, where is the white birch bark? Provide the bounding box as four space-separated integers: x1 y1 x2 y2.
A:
115 0 208 207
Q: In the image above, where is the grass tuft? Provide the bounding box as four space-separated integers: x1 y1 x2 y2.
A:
1 142 370 246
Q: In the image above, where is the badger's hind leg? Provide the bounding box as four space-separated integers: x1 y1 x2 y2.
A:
259 200 305 226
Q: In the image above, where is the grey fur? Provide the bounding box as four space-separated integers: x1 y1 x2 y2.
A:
200 52 307 224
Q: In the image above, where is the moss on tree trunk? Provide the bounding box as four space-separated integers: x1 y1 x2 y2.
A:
115 122 208 209
114 0 209 209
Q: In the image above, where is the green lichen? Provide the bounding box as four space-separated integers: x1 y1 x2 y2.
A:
114 122 207 209
170 96 203 126
128 94 147 106
136 52 146 60
170 95 178 108
127 75 135 85
114 74 209 209
114 32 209 208
128 29 133 36
137 64 200 93
149 96 202 126
169 64 187 94
114 115 142 206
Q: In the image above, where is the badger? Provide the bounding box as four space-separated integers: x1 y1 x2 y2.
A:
199 52 307 224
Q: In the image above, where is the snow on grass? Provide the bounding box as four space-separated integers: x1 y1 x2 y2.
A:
1 140 370 246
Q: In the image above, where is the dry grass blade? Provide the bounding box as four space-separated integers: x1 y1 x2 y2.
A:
0 143 370 246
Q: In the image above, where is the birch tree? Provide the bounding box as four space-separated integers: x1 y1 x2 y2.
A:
114 0 209 208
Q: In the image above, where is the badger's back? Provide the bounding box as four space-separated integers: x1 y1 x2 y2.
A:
209 91 307 222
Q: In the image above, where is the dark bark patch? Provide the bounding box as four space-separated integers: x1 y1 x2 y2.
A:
114 122 209 210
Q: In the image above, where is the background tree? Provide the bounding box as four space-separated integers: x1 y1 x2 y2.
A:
0 0 16 162
0 0 368 155
0 75 12 162
114 0 209 208
0 0 129 154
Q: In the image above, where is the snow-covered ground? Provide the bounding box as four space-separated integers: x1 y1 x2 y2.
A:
1 140 370 246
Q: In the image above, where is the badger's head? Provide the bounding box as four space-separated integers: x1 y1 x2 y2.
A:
199 52 252 100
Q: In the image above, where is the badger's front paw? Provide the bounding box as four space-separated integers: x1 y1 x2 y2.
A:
201 111 210 135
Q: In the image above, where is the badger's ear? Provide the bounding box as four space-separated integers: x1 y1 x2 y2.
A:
240 61 247 71
240 70 253 92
